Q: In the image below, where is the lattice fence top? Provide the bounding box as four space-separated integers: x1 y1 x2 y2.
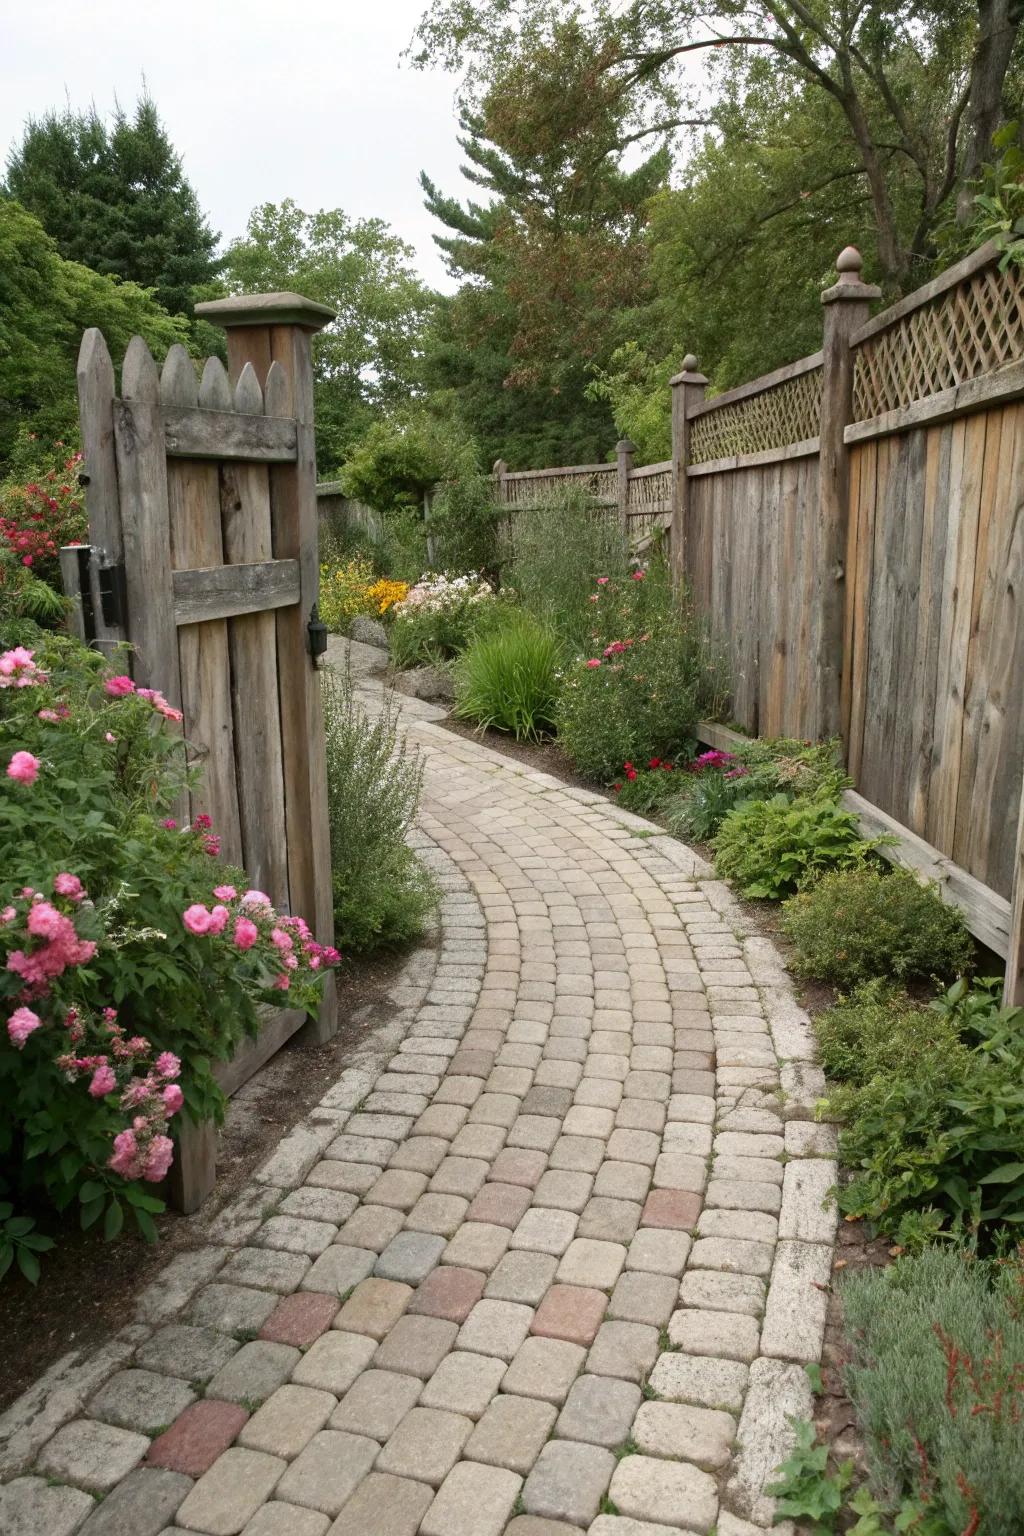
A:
689 366 822 463
853 256 1024 420
502 466 616 506
626 464 672 534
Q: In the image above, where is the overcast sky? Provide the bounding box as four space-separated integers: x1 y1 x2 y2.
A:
1 0 469 291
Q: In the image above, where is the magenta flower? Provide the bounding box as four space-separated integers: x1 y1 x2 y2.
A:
54 872 85 902
104 674 135 697
182 904 213 935
233 917 258 950
585 659 602 669
6 750 40 784
7 1006 42 1048
213 884 237 901
89 1063 117 1097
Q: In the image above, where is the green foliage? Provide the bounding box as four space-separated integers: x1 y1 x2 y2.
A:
428 468 501 577
827 980 1024 1250
453 612 560 740
842 1247 1024 1534
506 488 632 651
586 342 675 463
814 981 963 1088
766 1417 853 1529
781 866 975 987
713 792 873 900
938 122 1024 269
0 628 327 1264
0 547 68 628
667 737 847 843
322 665 438 954
222 201 435 472
0 1201 54 1286
556 562 725 782
5 95 219 318
612 759 681 816
340 410 466 513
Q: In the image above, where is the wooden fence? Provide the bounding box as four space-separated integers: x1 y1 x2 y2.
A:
496 242 1024 999
494 441 674 545
62 292 338 1208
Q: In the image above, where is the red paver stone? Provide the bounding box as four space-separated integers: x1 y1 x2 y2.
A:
408 1265 487 1322
259 1290 339 1347
531 1284 607 1346
466 1183 533 1228
146 1399 249 1477
640 1189 702 1231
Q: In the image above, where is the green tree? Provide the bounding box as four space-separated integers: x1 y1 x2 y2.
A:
5 96 219 317
221 200 435 472
418 13 672 468
0 200 188 469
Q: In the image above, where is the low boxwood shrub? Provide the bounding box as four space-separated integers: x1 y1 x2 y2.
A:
781 864 975 985
323 664 438 953
453 612 560 741
712 791 874 899
814 978 964 1086
842 1246 1024 1534
0 630 334 1264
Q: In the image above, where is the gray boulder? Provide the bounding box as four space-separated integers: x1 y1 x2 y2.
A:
393 665 456 704
350 614 389 649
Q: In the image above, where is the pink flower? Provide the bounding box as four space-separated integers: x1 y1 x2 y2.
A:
54 872 85 901
203 834 221 857
143 1135 174 1182
105 731 116 743
207 904 230 935
585 659 602 669
270 926 293 952
631 569 646 581
321 946 341 966
6 750 40 784
27 900 64 939
1 906 15 924
213 884 237 901
233 917 259 950
156 1051 181 1080
193 813 213 830
108 1128 143 1179
38 708 60 722
596 577 609 586
104 674 135 697
162 1084 184 1115
89 1063 117 1097
241 890 272 911
182 904 213 935
273 973 290 990
7 1006 42 1048
162 818 177 830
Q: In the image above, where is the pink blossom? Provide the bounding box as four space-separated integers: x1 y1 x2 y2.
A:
54 872 85 902
213 884 237 901
631 569 646 581
272 972 290 990
596 577 609 586
182 903 213 935
27 900 63 939
284 952 298 970
207 904 230 936
7 1006 42 1048
203 834 221 857
38 708 60 722
108 1128 144 1179
585 659 602 669
233 917 259 950
144 1135 174 1182
105 732 116 743
104 674 135 697
0 906 15 924
162 818 177 830
241 889 272 911
6 750 40 784
162 1083 184 1115
270 926 293 952
89 1063 117 1097
322 946 341 966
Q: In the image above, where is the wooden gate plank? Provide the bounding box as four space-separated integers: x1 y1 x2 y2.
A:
172 559 301 623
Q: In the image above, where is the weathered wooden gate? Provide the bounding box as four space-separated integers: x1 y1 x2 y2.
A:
62 293 338 1209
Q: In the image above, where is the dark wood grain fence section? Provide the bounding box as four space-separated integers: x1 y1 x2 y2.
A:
62 292 339 1210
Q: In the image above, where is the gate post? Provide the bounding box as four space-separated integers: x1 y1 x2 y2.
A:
616 438 635 539
669 355 707 587
195 291 338 1042
819 248 879 739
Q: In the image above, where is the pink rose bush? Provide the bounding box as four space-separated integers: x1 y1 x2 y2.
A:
1 630 339 1258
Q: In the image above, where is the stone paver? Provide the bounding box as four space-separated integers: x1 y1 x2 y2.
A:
1 678 837 1536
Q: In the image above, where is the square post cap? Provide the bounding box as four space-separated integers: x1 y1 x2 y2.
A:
194 291 336 333
821 247 881 305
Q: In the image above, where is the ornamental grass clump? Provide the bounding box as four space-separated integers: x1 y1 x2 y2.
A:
322 663 438 953
781 864 975 985
841 1246 1024 1534
0 629 335 1266
556 559 726 783
453 612 560 741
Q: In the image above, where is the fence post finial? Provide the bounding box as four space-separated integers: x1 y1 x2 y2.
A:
681 353 699 373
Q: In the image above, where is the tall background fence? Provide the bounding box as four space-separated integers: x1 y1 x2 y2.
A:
490 241 1024 999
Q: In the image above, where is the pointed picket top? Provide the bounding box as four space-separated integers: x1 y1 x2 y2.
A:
263 359 291 419
198 355 233 412
161 344 199 408
77 327 115 398
233 361 264 416
121 335 161 402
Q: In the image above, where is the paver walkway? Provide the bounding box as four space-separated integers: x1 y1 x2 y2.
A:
0 667 839 1536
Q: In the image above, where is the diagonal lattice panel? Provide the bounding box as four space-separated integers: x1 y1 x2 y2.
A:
689 368 823 464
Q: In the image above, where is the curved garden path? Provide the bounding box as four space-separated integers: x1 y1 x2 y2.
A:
0 659 839 1536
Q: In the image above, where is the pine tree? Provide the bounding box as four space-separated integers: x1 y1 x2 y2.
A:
5 96 219 317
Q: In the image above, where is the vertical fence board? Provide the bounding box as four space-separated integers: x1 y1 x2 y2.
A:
905 424 952 834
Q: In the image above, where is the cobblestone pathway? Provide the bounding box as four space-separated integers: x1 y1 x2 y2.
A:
0 679 839 1536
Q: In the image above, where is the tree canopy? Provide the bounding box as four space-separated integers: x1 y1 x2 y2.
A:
5 96 220 318
221 200 436 472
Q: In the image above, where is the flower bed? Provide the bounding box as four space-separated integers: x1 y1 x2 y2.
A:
0 631 335 1273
